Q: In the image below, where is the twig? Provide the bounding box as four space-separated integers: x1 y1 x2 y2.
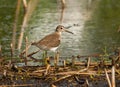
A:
112 58 116 87
78 68 89 73
87 57 91 69
0 84 34 87
17 12 27 50
52 75 72 84
45 63 51 75
12 0 21 55
20 44 31 56
86 79 89 87
112 66 116 87
27 50 42 62
115 56 120 65
10 43 13 63
27 50 40 57
25 36 28 65
22 0 27 12
18 0 39 50
51 84 57 87
72 56 75 66
63 60 66 67
0 45 2 57
61 0 66 9
104 68 112 87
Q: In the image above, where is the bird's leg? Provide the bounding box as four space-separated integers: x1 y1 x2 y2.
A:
54 51 57 67
43 51 49 66
54 50 60 68
45 51 48 58
44 51 51 75
42 51 48 58
45 57 51 75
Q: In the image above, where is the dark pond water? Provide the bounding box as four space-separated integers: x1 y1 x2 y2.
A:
0 0 120 58
0 0 23 56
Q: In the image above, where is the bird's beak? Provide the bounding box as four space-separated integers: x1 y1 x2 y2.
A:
64 29 74 34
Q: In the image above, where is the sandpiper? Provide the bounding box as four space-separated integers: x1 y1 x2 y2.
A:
32 25 73 52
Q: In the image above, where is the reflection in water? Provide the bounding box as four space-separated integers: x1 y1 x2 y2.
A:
83 0 120 54
12 0 21 55
58 0 89 56
59 4 65 24
28 0 87 58
28 0 120 59
0 0 17 56
18 0 39 50
59 0 65 23
1 0 120 59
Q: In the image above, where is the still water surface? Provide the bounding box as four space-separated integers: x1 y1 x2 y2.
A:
0 0 120 58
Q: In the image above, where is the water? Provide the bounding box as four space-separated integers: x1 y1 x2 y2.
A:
0 0 24 56
1 0 120 58
83 0 120 54
27 0 89 58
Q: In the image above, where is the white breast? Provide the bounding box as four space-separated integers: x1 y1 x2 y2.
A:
50 47 58 52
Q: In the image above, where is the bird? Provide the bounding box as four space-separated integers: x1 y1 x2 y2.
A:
31 25 74 53
31 25 73 74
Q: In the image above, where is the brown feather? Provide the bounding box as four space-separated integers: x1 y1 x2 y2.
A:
35 32 61 50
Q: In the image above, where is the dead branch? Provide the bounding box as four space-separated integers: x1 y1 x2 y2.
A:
104 68 112 87
12 0 21 55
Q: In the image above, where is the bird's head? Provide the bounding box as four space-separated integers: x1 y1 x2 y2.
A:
55 25 74 34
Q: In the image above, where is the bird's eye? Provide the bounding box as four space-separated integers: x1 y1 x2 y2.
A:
61 27 63 29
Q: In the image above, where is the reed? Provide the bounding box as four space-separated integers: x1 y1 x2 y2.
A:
104 68 112 87
112 58 116 87
10 43 13 62
12 0 21 56
18 0 39 50
22 0 27 12
25 36 28 65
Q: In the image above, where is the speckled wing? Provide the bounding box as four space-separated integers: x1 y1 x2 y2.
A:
36 33 60 50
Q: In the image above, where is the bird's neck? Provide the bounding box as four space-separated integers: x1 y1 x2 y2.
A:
55 31 62 35
55 31 61 40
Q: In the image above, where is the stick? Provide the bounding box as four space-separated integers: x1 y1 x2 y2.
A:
10 43 13 63
0 84 34 87
61 0 66 9
26 50 44 62
25 36 28 65
63 60 66 67
112 58 116 87
12 0 21 55
20 44 31 56
56 52 59 67
0 45 1 57
17 12 27 50
87 57 91 69
18 0 40 50
104 68 112 87
72 56 75 66
112 66 116 87
52 75 72 84
22 0 27 12
51 84 57 87
86 79 89 87
27 50 40 57
45 63 51 75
